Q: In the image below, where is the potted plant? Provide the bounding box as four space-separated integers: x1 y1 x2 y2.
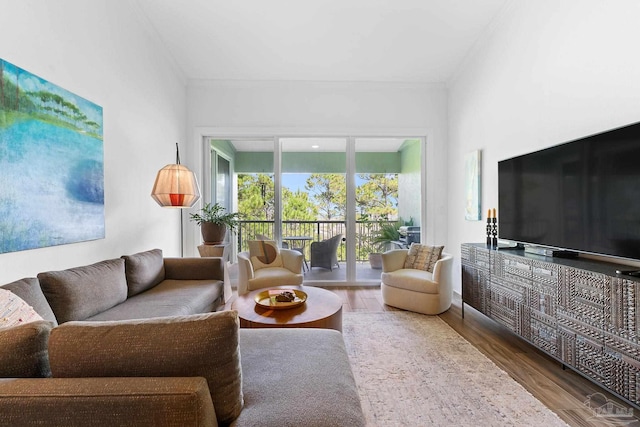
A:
368 252 384 270
368 219 403 269
189 202 241 245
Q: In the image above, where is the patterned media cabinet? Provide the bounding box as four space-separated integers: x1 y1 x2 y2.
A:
461 243 640 407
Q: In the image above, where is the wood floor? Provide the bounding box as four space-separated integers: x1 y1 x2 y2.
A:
320 286 640 427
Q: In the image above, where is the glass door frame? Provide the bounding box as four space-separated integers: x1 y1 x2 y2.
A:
212 150 232 214
198 129 428 286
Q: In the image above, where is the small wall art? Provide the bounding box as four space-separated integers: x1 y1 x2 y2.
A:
464 149 481 221
0 58 104 254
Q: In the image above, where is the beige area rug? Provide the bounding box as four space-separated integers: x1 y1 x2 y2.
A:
342 311 569 427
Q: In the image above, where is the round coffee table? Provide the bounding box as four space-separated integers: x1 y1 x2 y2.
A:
234 285 343 331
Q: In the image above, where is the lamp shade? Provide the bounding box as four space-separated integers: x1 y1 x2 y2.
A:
151 163 201 208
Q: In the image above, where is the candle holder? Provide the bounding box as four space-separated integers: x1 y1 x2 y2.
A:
491 217 498 248
486 216 492 247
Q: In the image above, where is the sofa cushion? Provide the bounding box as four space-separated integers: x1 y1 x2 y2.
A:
85 279 223 321
121 249 166 297
249 240 283 270
0 289 44 329
0 320 52 378
49 311 243 425
381 269 439 294
404 244 444 272
38 258 128 323
250 267 304 289
164 257 225 280
1 278 57 325
234 328 365 426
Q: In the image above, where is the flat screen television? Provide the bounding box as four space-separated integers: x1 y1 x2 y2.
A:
498 121 640 261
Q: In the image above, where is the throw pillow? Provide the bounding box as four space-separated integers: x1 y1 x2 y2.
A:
0 320 52 377
248 240 283 270
121 248 166 297
403 243 420 269
2 278 58 325
48 311 243 425
38 258 128 323
404 244 444 273
0 289 44 329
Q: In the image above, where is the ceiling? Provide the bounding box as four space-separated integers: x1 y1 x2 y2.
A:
137 0 508 84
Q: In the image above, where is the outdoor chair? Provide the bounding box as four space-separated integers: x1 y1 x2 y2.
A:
310 234 343 271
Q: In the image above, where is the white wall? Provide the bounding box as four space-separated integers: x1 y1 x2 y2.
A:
447 0 640 292
0 0 187 283
186 80 449 256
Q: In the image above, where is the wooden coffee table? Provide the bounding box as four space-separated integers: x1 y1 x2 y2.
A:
234 285 343 331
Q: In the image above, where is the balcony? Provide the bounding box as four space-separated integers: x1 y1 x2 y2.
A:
237 220 397 259
235 220 397 281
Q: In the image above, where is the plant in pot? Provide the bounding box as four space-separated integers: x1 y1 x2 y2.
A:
189 202 242 245
357 217 379 269
369 219 403 269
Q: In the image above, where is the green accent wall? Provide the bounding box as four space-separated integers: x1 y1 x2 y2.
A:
235 152 274 173
356 152 400 173
210 140 235 158
398 139 422 226
234 151 400 173
400 139 421 172
282 152 346 173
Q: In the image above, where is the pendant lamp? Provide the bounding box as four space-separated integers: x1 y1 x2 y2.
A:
151 143 201 208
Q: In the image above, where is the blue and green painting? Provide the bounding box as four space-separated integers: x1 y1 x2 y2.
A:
0 58 104 254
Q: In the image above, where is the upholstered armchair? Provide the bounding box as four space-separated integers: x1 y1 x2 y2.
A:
310 234 343 271
236 248 304 296
380 249 453 315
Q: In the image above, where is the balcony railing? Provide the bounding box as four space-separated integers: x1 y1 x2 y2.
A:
237 220 395 262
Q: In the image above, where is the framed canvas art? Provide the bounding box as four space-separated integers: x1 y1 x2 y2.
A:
464 149 481 221
0 58 104 254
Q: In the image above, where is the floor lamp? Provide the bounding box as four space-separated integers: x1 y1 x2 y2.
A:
151 143 201 256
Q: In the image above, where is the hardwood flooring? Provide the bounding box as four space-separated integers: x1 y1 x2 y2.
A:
319 286 640 427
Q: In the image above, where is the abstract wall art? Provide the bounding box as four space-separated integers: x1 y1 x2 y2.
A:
464 149 481 221
0 58 104 254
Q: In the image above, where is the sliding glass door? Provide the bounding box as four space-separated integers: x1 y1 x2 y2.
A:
215 155 231 212
211 139 275 251
207 136 424 285
281 138 346 281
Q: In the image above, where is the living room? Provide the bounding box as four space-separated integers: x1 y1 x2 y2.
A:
2 0 640 425
3 0 639 289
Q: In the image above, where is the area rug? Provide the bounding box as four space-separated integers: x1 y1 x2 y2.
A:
342 311 569 427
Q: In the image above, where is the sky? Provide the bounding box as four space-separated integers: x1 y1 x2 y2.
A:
282 173 366 192
282 174 309 192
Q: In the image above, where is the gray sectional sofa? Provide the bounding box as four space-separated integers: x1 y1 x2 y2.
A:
0 249 365 427
34 248 226 324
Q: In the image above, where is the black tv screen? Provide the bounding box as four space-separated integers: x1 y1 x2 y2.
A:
498 121 640 261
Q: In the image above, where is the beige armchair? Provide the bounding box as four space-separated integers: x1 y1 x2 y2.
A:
237 249 304 296
380 249 453 315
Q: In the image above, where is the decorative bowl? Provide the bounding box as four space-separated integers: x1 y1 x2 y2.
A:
254 289 307 310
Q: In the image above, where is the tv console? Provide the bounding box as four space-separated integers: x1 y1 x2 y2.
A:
462 243 640 408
